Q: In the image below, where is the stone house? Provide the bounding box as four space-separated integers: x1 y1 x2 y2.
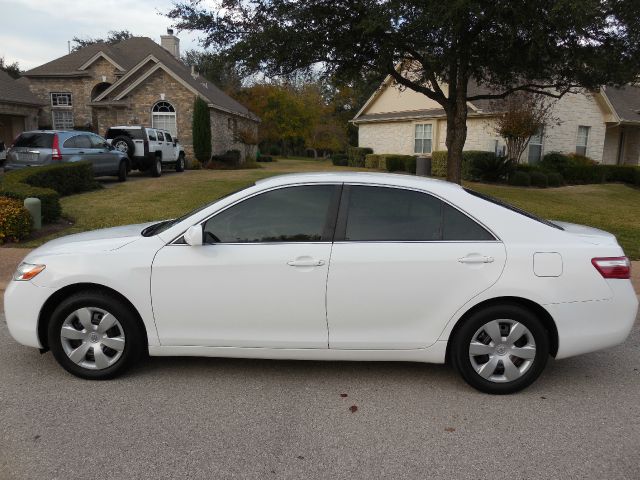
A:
0 70 43 150
352 75 640 165
19 30 259 162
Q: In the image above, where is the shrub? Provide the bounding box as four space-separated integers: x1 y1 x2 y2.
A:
364 154 382 169
539 151 572 174
0 196 32 244
562 165 606 184
347 146 373 167
269 145 281 155
431 151 447 176
380 155 416 173
530 171 549 188
210 149 241 168
331 153 348 166
567 153 597 166
0 162 98 222
257 155 274 162
429 150 481 180
547 172 564 187
469 154 514 182
192 96 212 163
508 171 531 187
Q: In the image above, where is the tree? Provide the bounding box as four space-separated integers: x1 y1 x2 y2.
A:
192 96 212 164
167 0 640 183
72 30 133 51
0 57 21 79
495 93 557 163
182 50 244 95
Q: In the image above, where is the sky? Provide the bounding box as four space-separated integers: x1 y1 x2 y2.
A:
0 0 209 70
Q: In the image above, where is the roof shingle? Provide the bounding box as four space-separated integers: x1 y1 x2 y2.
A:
0 71 44 106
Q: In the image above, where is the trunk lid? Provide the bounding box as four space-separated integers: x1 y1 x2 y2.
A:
553 221 619 246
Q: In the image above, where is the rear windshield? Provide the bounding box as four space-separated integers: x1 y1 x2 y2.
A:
105 128 145 140
13 132 53 148
464 188 564 231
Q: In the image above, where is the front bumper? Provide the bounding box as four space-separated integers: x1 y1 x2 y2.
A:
4 280 54 349
548 280 638 359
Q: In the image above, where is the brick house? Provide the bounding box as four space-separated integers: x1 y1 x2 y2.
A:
352 75 640 165
0 70 44 150
20 31 259 162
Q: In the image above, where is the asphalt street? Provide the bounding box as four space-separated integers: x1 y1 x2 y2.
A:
1 312 639 480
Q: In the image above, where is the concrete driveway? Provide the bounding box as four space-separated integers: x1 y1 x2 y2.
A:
0 311 638 480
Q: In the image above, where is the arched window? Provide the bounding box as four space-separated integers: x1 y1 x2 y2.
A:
151 101 177 137
91 82 112 101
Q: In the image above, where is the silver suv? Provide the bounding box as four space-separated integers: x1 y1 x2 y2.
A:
4 130 130 181
105 126 186 177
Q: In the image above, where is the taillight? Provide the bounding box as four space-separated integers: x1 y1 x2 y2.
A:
51 134 62 161
591 257 631 279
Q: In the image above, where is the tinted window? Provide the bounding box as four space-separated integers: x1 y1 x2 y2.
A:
89 134 107 148
203 185 336 243
105 128 144 140
343 186 494 241
157 131 165 141
14 133 53 148
63 135 90 149
165 133 173 142
147 129 157 141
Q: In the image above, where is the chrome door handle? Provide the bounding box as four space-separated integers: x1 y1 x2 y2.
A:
287 259 325 267
458 255 494 264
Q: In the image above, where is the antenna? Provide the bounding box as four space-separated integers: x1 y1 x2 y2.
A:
68 40 71 54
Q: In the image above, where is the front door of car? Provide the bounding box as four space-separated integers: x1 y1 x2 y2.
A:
326 185 507 350
88 134 114 174
151 184 341 348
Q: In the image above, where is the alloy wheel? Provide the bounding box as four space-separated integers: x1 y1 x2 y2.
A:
468 319 536 383
59 307 126 370
114 141 128 153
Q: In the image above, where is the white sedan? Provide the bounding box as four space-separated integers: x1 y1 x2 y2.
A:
4 173 638 394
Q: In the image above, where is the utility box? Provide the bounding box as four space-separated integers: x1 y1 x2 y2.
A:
416 155 432 177
24 197 42 230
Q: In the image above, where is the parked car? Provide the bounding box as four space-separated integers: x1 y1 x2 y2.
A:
4 130 129 181
0 140 7 166
105 126 186 177
4 173 638 393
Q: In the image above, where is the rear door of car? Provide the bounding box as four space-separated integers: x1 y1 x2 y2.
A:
63 134 99 173
326 184 507 350
146 128 161 157
163 132 177 161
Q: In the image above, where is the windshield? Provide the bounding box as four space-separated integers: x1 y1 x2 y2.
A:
141 185 255 237
464 188 564 231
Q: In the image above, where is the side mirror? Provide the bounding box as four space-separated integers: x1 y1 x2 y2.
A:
184 225 203 246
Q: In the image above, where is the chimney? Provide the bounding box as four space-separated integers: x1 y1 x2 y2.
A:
160 28 180 59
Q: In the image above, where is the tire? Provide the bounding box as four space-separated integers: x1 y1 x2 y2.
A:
117 160 127 182
450 304 549 394
111 136 134 159
175 153 185 172
151 156 162 177
47 291 143 380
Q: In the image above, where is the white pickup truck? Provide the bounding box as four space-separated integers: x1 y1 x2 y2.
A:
105 126 186 177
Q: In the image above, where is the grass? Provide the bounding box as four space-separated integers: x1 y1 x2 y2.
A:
14 158 640 259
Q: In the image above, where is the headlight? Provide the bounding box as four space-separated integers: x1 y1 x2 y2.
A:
13 263 46 281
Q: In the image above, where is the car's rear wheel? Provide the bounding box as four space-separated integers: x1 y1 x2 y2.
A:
151 156 162 177
47 291 143 380
451 304 549 394
176 153 185 172
111 136 134 158
117 160 127 182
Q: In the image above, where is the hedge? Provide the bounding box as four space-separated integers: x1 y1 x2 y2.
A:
0 196 32 244
210 149 241 167
330 153 348 166
0 161 98 223
347 146 373 167
364 154 382 169
432 150 494 180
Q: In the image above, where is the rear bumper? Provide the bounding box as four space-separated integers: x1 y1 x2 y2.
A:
4 280 53 349
548 280 638 359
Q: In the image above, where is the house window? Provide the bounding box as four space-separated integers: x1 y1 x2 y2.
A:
576 126 590 156
151 101 177 137
414 124 432 154
228 118 238 138
52 110 74 130
528 128 544 164
51 92 72 107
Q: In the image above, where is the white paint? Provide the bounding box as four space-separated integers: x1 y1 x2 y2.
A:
533 252 563 277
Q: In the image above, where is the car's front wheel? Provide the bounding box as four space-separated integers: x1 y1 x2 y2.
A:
176 152 185 172
47 291 143 380
450 304 549 394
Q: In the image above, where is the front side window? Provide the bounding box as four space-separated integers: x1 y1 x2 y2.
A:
89 134 107 148
203 185 336 243
576 126 590 156
414 124 433 154
157 131 165 141
343 186 494 242
51 92 72 107
52 110 74 130
528 128 544 164
165 133 173 142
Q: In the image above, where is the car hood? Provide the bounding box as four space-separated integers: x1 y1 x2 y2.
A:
554 221 619 246
26 222 156 258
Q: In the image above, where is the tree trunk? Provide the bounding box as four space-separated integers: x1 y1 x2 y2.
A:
445 94 468 184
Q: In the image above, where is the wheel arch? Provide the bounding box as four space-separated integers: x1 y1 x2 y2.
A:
37 282 149 353
445 296 559 361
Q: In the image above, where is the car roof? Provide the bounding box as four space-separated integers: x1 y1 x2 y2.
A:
20 130 95 135
255 172 463 192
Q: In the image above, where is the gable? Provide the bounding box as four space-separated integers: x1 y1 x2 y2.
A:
364 82 446 115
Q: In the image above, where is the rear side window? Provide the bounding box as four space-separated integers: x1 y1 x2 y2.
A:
147 129 157 141
64 135 92 149
13 133 53 148
105 128 144 140
342 186 494 242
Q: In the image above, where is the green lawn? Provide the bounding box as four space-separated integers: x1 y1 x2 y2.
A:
19 158 640 259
